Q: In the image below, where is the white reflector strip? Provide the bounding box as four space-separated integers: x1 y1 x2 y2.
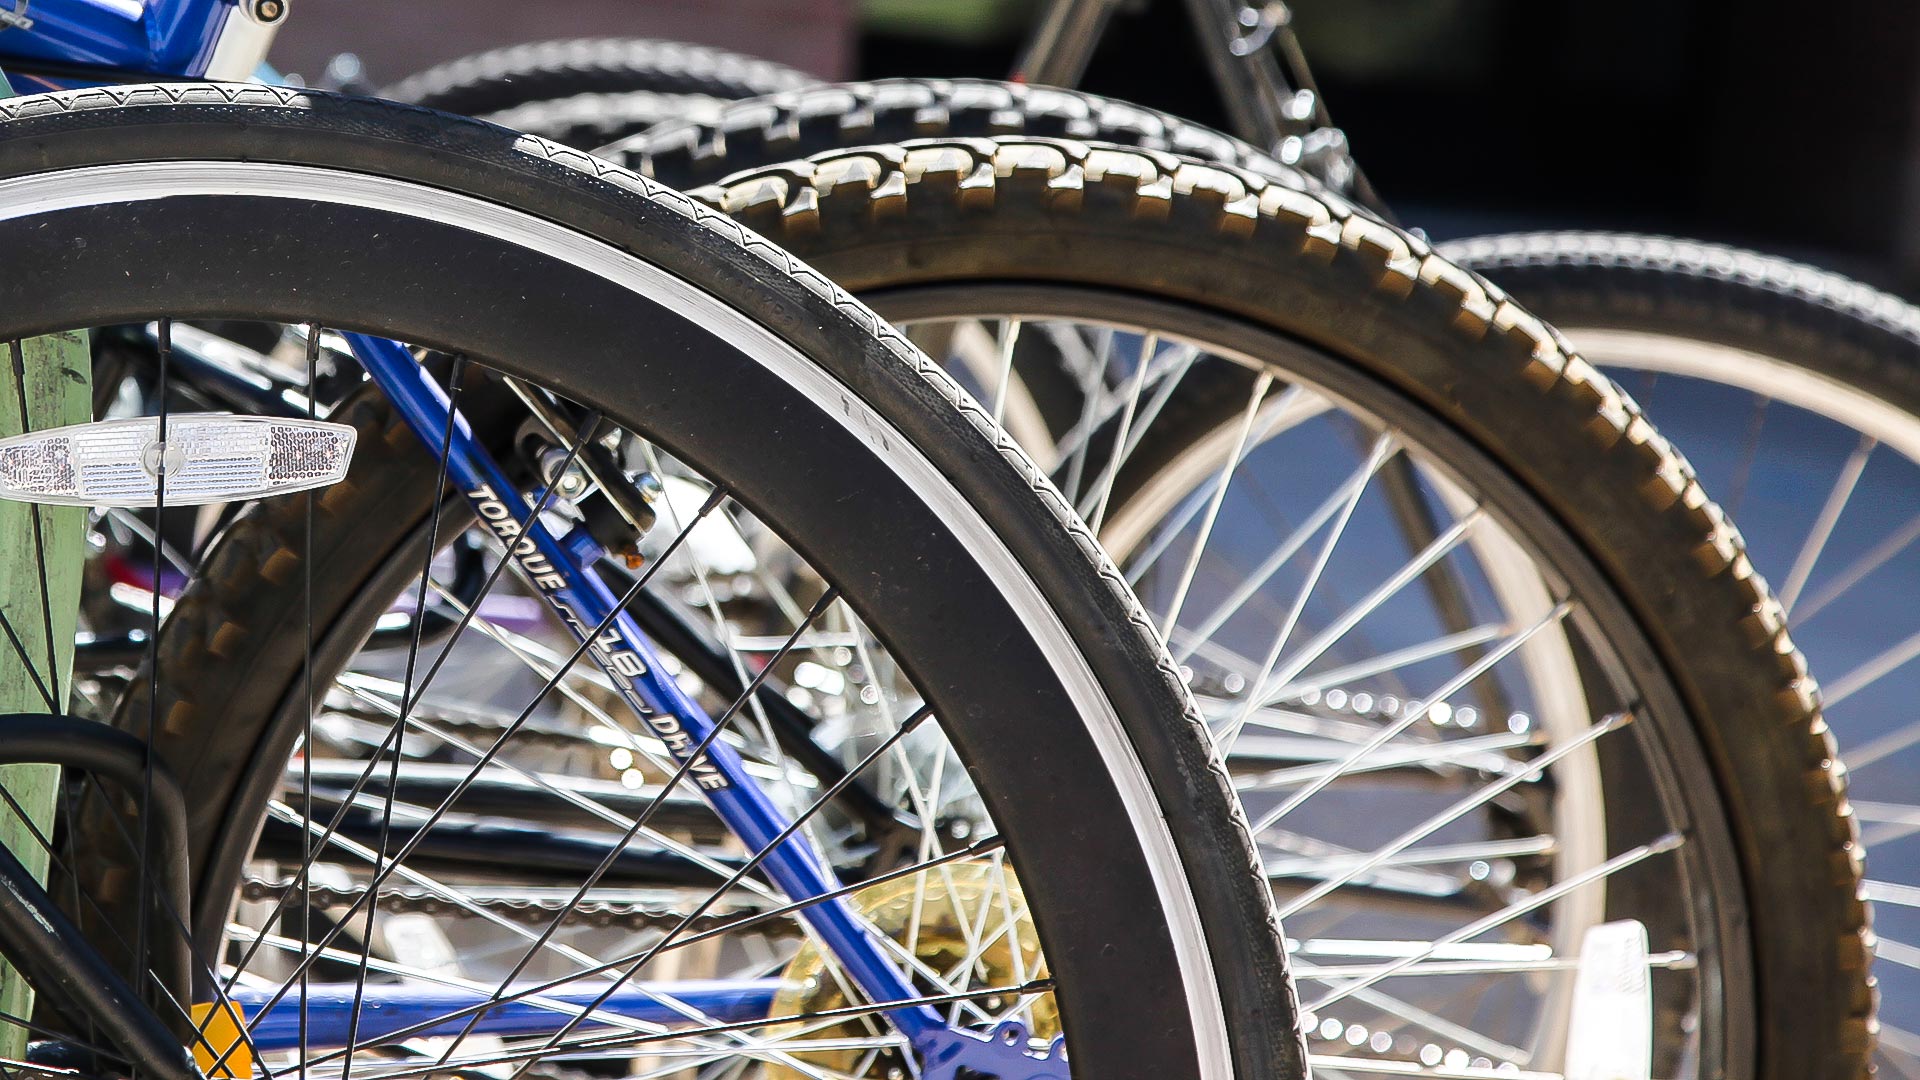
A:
1563 919 1653 1080
0 414 356 507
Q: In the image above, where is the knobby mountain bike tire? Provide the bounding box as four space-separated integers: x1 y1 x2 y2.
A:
662 136 1873 1079
1442 231 1920 1064
611 77 1293 189
612 92 1890 1068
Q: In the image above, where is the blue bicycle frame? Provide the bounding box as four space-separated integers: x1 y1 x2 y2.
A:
0 0 225 75
0 2 1037 1071
330 337 949 1050
0 0 274 92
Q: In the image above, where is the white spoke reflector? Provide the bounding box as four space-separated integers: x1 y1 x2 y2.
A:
1563 919 1652 1080
0 413 355 507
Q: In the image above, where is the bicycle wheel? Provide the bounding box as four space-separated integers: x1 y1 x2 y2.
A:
619 87 1906 1073
0 85 1301 1080
670 137 1874 1079
1441 231 1920 1069
380 38 814 120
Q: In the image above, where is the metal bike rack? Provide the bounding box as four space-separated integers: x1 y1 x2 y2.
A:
0 713 198 1080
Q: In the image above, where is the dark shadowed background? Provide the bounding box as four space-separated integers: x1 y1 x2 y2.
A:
273 0 1920 293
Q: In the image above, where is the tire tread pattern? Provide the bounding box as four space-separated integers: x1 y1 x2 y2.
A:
481 90 727 150
380 37 814 117
618 77 1294 190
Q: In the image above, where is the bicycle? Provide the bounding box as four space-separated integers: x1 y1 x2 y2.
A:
662 131 1871 1080
391 47 1920 1046
0 2 1880 1079
0 6 1313 1079
406 2 1914 1071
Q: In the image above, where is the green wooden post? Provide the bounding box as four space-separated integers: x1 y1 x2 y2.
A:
0 312 93 1050
1 27 92 1062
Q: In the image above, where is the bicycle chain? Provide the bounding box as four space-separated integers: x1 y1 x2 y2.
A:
329 703 604 752
240 876 792 936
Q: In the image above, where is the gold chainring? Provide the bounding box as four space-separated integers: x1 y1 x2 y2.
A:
765 859 1057 1077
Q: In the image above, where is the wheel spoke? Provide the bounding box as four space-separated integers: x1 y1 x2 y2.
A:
1056 325 1119 504
1865 879 1920 908
338 978 1054 1080
1721 391 1769 519
1821 623 1920 707
1257 511 1484 709
1083 333 1158 534
1294 949 1691 979
1158 372 1276 638
989 317 1022 428
1250 600 1573 827
1239 733 1544 796
1779 432 1875 613
1171 420 1401 665
347 352 473 1071
1212 432 1399 752
1272 710 1629 917
1307 980 1530 1064
1304 833 1683 1011
311 688 935 1071
1264 834 1557 879
1275 623 1511 701
1118 386 1331 586
1882 1022 1920 1061
1874 936 1920 971
331 680 764 897
220 480 740 989
1793 509 1920 622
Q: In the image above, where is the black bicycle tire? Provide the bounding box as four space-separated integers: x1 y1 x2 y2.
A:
1441 231 1920 419
479 89 726 149
380 37 815 118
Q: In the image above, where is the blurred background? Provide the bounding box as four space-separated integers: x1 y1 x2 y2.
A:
275 0 1920 292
